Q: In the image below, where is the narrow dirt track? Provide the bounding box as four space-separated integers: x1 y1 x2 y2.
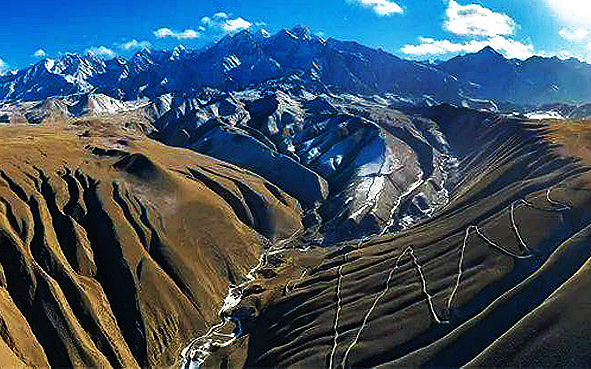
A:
241 110 591 368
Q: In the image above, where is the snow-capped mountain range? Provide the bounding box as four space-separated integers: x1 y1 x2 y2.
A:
2 26 591 106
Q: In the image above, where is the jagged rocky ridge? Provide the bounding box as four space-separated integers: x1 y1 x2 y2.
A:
0 26 460 103
441 46 591 105
3 26 591 107
151 90 455 243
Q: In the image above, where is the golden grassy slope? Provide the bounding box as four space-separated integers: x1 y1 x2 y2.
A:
0 117 302 367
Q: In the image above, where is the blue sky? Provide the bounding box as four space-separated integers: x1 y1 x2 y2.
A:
1 0 591 73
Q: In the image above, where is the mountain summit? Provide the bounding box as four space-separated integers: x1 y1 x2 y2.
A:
477 45 503 57
1 26 591 105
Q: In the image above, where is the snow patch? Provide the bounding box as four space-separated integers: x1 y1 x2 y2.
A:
44 59 55 72
349 176 385 220
526 111 564 120
354 137 397 177
223 55 242 72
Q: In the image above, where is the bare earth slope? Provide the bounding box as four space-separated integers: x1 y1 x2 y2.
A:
0 117 302 367
3 100 591 368
239 109 591 368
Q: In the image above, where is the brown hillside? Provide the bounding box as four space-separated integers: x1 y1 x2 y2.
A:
240 113 591 368
0 117 302 367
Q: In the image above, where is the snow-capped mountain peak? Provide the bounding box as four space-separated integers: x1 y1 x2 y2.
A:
1 27 591 105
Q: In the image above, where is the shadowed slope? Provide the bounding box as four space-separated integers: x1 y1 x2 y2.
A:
241 108 591 368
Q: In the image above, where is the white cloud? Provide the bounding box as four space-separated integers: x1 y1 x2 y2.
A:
154 13 252 40
559 27 589 43
402 37 480 56
347 0 403 16
154 28 200 39
33 49 46 58
0 59 8 75
402 35 534 60
545 0 591 26
85 46 117 58
213 12 228 20
402 1 535 61
154 28 174 38
445 0 516 37
222 18 252 32
119 39 152 51
537 49 591 63
200 13 252 33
